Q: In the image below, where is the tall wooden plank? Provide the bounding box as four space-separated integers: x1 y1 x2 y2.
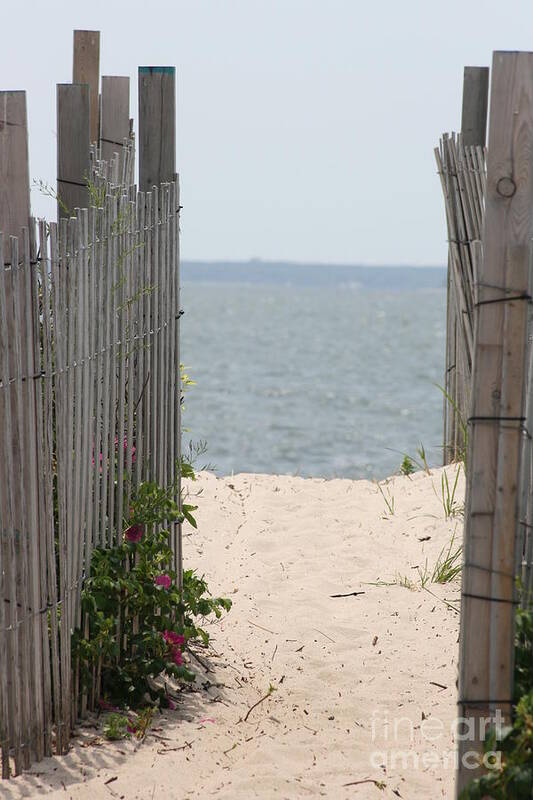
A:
133 195 145 486
457 51 533 794
167 183 176 511
51 217 70 753
0 239 23 775
157 186 167 489
143 192 153 482
84 208 97 576
0 92 30 251
0 247 11 778
57 84 90 218
10 237 33 770
174 179 183 589
116 195 127 541
461 66 489 148
150 187 160 483
125 200 136 500
100 77 130 164
92 208 105 547
138 67 176 192
107 196 119 543
99 197 114 546
73 30 100 144
40 221 60 755
21 227 46 762
0 94 44 772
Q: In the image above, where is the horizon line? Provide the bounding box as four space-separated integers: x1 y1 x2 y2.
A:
181 258 446 269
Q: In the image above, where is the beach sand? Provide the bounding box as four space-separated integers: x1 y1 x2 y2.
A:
5 465 464 800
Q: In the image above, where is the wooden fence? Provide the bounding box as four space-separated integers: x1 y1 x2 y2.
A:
0 28 182 777
435 133 485 463
437 54 533 795
0 166 181 778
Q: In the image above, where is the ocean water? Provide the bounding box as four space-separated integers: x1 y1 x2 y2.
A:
180 262 447 480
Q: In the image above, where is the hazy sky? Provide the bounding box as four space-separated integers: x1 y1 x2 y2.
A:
1 1 530 264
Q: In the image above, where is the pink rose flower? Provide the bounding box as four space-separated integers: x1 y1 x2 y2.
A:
125 523 144 543
163 630 186 668
155 574 171 589
163 630 185 646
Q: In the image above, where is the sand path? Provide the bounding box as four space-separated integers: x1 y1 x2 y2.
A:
5 466 464 800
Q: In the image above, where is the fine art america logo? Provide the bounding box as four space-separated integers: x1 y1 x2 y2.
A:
370 707 506 771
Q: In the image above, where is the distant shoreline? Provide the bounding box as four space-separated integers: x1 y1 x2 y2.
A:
183 258 446 269
181 260 447 290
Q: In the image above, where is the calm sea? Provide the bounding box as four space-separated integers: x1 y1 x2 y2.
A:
180 261 447 480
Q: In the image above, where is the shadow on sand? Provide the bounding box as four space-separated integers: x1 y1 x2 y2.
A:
0 644 232 798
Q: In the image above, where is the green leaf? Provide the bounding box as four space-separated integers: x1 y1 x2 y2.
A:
182 504 198 529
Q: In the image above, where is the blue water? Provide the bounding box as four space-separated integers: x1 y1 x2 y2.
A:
180 261 447 480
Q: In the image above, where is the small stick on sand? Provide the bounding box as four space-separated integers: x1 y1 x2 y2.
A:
343 778 386 789
187 647 213 673
247 619 278 635
157 739 195 755
422 586 460 613
313 628 336 643
243 685 276 722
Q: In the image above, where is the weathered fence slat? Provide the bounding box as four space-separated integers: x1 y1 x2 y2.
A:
144 191 153 483
11 236 33 771
20 225 44 763
30 221 51 760
41 221 61 755
0 240 23 775
174 178 183 588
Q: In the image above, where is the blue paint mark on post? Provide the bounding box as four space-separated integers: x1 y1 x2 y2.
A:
139 66 176 75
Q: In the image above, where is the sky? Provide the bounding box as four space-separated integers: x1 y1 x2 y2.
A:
0 0 531 265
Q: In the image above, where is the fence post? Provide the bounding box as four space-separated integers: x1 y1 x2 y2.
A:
461 66 489 148
100 76 130 164
457 51 533 795
0 92 30 251
138 67 176 192
73 30 100 144
57 84 90 218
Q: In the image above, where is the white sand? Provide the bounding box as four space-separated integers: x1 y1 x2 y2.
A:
6 466 464 800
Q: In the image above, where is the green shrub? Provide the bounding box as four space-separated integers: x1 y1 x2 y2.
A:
73 479 231 708
460 605 533 799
